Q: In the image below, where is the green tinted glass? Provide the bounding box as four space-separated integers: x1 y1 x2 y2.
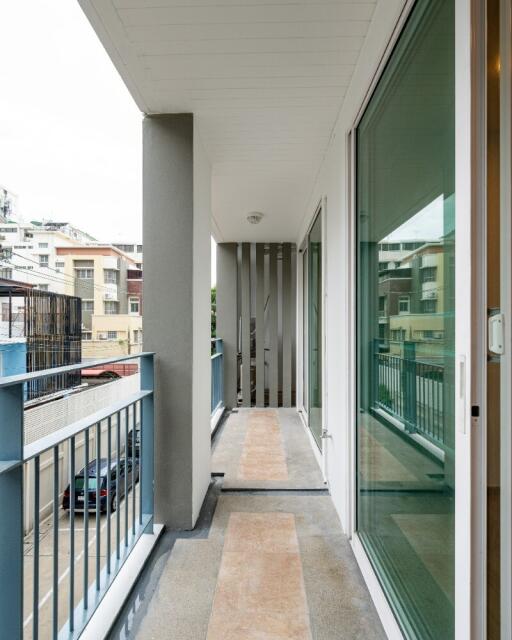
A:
356 1 455 637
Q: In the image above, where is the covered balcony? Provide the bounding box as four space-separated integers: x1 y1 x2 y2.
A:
0 0 494 639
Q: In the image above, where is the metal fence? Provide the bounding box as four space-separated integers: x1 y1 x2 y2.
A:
211 338 224 415
0 352 154 639
374 352 445 446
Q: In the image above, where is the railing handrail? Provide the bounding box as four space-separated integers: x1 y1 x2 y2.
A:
0 352 155 388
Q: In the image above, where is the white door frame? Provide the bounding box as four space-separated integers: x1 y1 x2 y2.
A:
501 0 512 636
298 201 327 476
344 0 486 638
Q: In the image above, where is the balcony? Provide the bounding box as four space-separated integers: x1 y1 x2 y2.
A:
0 343 386 639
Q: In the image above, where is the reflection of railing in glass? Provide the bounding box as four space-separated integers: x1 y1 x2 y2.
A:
374 351 445 446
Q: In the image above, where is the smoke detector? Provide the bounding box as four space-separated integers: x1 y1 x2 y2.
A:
247 211 264 225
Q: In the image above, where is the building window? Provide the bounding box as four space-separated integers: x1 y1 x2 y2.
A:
129 297 140 315
114 244 134 253
391 329 406 342
104 301 119 315
39 255 49 267
37 284 49 291
107 331 117 340
82 331 92 341
421 299 437 314
0 227 17 233
133 329 142 343
0 267 12 279
422 330 443 340
421 266 437 282
104 269 118 284
38 242 48 249
55 261 65 268
398 295 410 314
75 268 94 279
82 300 94 313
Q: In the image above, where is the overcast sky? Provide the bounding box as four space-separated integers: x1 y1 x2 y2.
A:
383 195 447 243
0 0 142 243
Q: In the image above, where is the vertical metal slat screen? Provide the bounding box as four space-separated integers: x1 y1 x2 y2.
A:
235 242 296 408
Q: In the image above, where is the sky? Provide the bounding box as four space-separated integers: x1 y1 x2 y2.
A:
383 195 446 243
0 0 142 243
0 0 217 283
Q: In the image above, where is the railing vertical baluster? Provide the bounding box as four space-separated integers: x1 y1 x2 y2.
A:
106 417 112 574
428 370 432 436
83 427 89 608
116 412 121 559
435 375 439 439
141 353 154 532
0 382 24 639
33 456 40 640
69 436 75 631
53 445 59 640
420 367 424 434
219 340 224 409
132 403 136 536
95 423 101 590
139 402 143 526
125 408 129 545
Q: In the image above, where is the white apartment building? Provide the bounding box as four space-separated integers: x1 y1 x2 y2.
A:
0 219 94 294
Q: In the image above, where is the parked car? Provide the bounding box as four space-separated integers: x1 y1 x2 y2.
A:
127 427 141 459
62 457 139 513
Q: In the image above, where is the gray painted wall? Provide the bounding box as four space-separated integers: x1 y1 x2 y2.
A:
143 114 211 530
216 243 238 408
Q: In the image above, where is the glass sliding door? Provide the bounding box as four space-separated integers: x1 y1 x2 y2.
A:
308 212 322 446
302 246 309 419
302 210 322 446
356 1 455 638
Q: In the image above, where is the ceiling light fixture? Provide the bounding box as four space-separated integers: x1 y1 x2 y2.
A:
247 212 264 225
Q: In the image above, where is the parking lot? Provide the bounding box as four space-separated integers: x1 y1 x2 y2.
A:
23 483 140 639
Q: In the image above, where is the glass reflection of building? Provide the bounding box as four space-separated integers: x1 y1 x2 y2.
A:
377 235 451 363
356 1 456 637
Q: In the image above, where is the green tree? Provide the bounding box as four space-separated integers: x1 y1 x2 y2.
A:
211 286 216 338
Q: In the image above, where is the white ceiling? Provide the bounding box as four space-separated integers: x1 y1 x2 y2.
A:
79 0 378 241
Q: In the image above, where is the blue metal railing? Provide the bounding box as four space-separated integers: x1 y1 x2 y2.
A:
0 352 155 639
211 338 224 415
374 351 445 446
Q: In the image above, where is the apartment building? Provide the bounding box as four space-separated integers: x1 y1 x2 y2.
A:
56 245 142 357
378 240 450 361
112 241 143 269
0 218 92 293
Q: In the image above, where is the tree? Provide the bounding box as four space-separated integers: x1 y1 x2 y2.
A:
211 286 216 338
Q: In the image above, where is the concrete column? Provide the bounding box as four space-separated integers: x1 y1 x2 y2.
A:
216 243 238 409
143 114 211 529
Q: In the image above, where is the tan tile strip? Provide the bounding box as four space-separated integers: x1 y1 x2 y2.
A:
207 513 312 640
237 411 289 481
